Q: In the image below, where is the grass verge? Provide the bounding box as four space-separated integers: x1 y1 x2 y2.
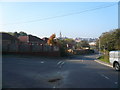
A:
98 55 110 63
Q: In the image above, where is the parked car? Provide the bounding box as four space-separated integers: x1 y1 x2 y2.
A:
109 51 120 71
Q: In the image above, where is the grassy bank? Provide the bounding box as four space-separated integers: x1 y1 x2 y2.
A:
98 55 110 63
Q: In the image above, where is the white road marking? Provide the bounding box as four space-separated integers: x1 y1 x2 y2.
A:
41 61 44 63
101 74 110 80
114 82 118 84
61 62 65 65
94 60 112 68
59 61 65 68
57 61 62 65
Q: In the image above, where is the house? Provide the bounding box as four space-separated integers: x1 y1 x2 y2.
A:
1 32 19 52
18 35 45 45
1 32 19 45
42 37 49 44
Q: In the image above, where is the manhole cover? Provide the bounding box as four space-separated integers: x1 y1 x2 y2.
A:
48 78 61 83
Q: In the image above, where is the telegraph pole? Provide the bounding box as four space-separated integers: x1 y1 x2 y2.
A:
99 38 101 56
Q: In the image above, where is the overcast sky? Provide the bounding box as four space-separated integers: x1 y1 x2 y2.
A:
0 2 118 38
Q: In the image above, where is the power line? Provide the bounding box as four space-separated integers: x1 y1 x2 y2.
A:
0 3 117 26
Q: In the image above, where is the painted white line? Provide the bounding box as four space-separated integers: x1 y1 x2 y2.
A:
57 61 62 65
59 61 65 68
61 62 65 65
41 61 44 63
94 60 113 68
114 82 118 84
101 74 110 80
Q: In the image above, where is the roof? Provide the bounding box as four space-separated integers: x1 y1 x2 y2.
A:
18 36 28 42
29 35 43 42
18 35 44 43
42 37 49 43
0 32 18 41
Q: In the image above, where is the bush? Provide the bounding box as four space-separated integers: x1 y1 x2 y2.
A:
59 47 68 57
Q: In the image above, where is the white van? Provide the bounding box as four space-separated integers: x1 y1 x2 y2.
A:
109 51 120 71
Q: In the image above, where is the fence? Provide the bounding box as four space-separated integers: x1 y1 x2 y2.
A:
2 43 60 57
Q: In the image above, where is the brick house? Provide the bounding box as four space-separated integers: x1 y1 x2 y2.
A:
42 37 49 44
1 32 19 45
18 35 45 45
1 32 19 52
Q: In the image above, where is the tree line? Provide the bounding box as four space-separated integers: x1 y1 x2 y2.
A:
6 31 27 37
96 28 120 51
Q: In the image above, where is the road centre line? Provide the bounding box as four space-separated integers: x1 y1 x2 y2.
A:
99 73 118 85
101 74 110 80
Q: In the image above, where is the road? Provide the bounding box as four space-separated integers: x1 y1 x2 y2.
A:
2 54 119 88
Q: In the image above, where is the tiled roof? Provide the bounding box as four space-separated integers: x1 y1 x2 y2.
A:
0 32 18 41
18 36 28 42
18 35 44 43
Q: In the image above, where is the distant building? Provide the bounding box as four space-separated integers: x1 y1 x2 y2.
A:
75 38 81 42
18 35 45 45
89 42 96 46
75 38 97 43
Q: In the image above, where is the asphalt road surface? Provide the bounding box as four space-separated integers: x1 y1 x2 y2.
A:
2 54 119 88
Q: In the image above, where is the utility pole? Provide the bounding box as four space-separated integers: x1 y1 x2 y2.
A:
99 38 101 56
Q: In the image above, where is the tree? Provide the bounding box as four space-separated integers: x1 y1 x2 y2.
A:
13 32 20 37
81 40 90 48
19 31 27 36
64 38 75 44
47 34 57 46
96 28 120 51
76 40 90 49
113 29 120 50
7 32 14 36
7 31 27 37
56 39 69 56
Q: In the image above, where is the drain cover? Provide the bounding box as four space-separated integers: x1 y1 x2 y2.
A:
48 78 61 83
